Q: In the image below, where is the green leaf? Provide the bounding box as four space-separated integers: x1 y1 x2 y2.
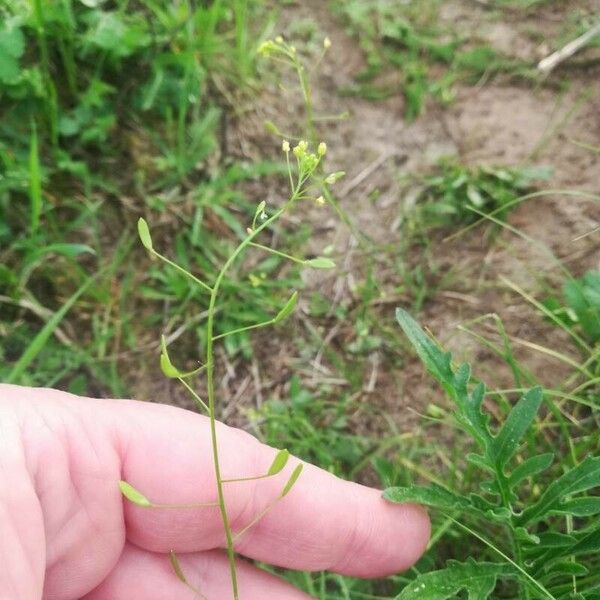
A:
568 526 600 558
0 26 25 84
169 551 188 584
394 560 516 599
267 449 290 476
29 122 42 236
395 309 492 449
384 485 509 522
384 485 471 511
119 480 151 507
535 532 576 548
542 561 588 578
492 387 543 468
517 456 600 525
280 464 303 497
557 497 600 517
159 335 203 379
395 308 454 386
273 291 298 324
6 277 94 383
508 453 554 487
137 217 153 250
304 257 336 269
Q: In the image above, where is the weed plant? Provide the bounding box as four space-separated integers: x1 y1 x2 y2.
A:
0 0 275 392
119 36 346 599
331 0 527 119
388 309 599 599
412 160 552 228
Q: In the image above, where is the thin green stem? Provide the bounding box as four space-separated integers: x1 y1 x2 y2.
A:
178 377 209 413
212 318 275 341
447 516 557 600
151 249 213 293
232 500 277 542
153 500 219 509
222 473 273 484
205 188 301 599
248 241 305 264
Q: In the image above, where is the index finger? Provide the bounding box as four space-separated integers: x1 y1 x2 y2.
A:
113 399 430 577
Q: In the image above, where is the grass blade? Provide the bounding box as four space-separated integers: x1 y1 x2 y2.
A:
6 276 95 383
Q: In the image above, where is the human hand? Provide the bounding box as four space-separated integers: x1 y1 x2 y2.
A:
0 384 430 599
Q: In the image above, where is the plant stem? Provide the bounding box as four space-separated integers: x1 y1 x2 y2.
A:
204 191 299 598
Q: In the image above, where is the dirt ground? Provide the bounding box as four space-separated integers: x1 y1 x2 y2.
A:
131 1 599 445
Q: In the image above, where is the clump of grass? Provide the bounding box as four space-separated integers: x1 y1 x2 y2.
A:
412 159 552 228
332 0 527 119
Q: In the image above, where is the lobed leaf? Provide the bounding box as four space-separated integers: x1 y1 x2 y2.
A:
394 559 516 600
384 485 471 511
508 453 554 488
556 497 600 517
492 387 543 468
395 309 492 451
395 308 454 386
517 456 600 525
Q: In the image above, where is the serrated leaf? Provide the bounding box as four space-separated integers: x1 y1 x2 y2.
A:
119 480 151 507
384 485 471 511
280 464 303 497
517 456 600 525
492 387 543 468
267 449 289 476
137 217 153 250
274 291 298 323
508 453 554 487
394 560 516 599
304 257 336 269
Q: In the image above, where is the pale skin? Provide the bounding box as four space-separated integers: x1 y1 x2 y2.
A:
0 384 431 599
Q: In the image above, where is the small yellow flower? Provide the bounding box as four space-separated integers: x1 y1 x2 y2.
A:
315 195 325 205
282 140 290 153
275 35 284 44
318 142 327 156
324 37 332 49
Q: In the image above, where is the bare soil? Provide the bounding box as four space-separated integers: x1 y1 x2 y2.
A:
130 1 599 447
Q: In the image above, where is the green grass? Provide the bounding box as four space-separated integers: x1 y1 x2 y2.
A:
1 1 598 598
331 0 531 120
